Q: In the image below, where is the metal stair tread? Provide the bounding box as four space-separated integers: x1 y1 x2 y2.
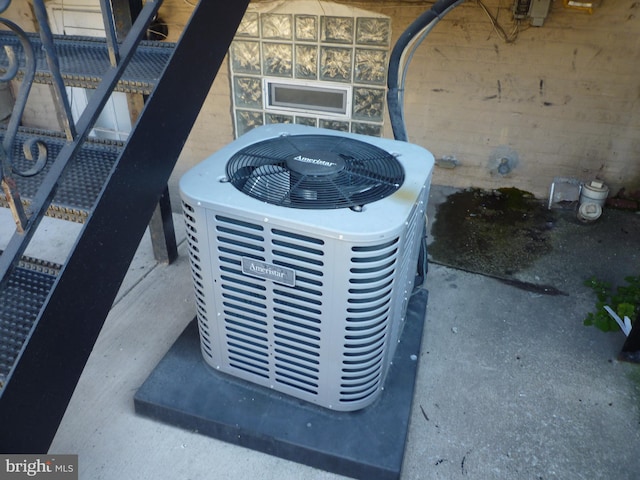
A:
0 31 174 95
0 126 122 222
0 257 60 392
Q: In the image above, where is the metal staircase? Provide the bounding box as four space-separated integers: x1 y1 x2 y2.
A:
0 0 248 452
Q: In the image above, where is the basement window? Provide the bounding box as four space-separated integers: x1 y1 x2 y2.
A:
264 79 350 117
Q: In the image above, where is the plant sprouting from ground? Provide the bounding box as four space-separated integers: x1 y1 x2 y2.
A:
584 275 640 332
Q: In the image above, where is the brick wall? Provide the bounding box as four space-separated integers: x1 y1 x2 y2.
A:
174 0 640 199
6 0 639 201
375 0 640 197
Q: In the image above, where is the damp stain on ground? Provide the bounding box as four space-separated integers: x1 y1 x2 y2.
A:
429 187 557 283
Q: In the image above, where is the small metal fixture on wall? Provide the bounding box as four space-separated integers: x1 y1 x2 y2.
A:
513 0 552 26
489 145 519 177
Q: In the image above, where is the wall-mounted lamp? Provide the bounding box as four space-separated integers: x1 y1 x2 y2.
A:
563 0 602 14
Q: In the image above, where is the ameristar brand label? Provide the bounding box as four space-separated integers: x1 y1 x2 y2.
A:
241 258 296 287
292 154 337 167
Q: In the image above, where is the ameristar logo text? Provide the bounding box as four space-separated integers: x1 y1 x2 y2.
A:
241 258 296 287
292 155 337 167
248 262 286 279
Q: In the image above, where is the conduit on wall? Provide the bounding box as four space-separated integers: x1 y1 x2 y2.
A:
386 0 467 143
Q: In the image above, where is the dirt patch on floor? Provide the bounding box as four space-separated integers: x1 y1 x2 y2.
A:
428 187 556 279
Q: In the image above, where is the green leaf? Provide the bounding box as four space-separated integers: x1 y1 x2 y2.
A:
618 303 635 319
594 316 612 332
583 274 640 333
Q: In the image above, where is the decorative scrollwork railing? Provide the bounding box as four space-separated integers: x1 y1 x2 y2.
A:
0 14 47 232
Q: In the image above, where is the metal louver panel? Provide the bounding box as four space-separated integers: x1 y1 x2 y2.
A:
214 215 327 395
214 215 269 379
340 238 399 405
387 184 429 350
182 201 214 360
271 229 324 395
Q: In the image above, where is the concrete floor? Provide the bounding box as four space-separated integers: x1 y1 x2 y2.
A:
28 185 640 479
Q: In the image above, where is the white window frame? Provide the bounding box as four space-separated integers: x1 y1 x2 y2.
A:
263 78 352 119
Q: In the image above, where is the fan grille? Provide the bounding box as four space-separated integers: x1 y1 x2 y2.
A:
226 134 405 209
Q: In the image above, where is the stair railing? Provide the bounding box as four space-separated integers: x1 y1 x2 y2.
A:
0 0 162 286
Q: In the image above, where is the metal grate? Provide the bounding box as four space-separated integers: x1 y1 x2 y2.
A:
0 31 174 95
214 215 270 379
182 201 214 360
0 127 121 222
340 238 399 404
271 229 324 395
226 134 404 209
212 215 329 396
386 185 428 350
0 261 59 391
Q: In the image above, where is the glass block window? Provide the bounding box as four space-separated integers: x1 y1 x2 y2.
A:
229 6 391 137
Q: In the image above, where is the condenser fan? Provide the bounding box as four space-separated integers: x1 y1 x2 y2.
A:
226 134 405 209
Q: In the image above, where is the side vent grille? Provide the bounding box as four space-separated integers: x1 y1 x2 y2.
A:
182 201 213 359
341 238 399 404
398 194 426 295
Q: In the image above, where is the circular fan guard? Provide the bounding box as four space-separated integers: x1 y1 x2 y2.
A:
225 134 405 209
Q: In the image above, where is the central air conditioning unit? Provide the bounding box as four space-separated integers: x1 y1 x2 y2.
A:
179 124 434 411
